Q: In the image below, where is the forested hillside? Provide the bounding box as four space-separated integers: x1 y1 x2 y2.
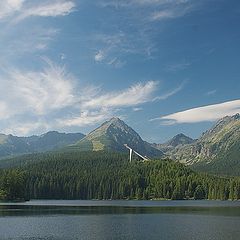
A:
0 151 238 201
0 169 26 201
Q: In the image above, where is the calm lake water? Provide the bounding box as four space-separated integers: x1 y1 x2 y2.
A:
0 200 240 240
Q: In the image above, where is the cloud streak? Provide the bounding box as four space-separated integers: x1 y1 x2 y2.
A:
151 99 240 124
14 1 75 23
0 0 75 23
0 58 180 134
100 0 192 8
84 81 158 109
153 82 185 101
150 4 193 21
0 0 25 20
57 109 113 128
95 0 199 66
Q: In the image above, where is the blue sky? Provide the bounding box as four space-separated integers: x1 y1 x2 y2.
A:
0 0 239 142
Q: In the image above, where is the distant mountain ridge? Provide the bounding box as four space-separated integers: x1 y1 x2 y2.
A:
152 133 195 153
164 113 240 175
0 131 85 158
66 117 164 158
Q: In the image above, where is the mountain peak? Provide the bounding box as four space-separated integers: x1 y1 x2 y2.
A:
232 113 240 119
40 131 60 137
175 133 188 138
202 113 240 139
167 133 194 147
216 113 240 124
106 117 126 127
109 117 122 122
169 113 240 172
71 117 164 157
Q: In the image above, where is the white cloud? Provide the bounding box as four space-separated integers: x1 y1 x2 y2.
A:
92 31 156 66
84 81 158 109
0 0 75 23
93 32 130 67
165 62 191 72
0 56 183 133
96 0 198 65
57 109 113 127
0 0 25 20
94 50 105 62
206 89 217 96
150 4 192 21
14 1 75 22
133 107 143 112
60 53 66 60
0 60 164 132
107 58 126 68
0 58 76 117
100 0 191 8
0 1 74 61
2 121 50 136
101 0 196 25
1 27 59 58
153 82 185 101
56 80 183 127
151 99 240 124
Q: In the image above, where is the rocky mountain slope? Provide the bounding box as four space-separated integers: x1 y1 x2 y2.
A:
66 117 164 158
166 114 240 175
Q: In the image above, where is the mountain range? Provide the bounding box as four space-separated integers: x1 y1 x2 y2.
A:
154 113 240 175
0 114 239 176
0 131 85 158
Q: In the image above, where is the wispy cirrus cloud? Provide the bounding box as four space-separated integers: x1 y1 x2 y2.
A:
165 61 191 72
151 99 240 124
57 109 114 128
58 80 183 128
0 58 76 117
206 89 217 96
0 58 182 135
153 81 185 101
0 1 75 62
0 0 75 23
0 27 59 60
94 50 105 62
2 121 50 136
84 81 158 109
95 0 200 66
150 4 193 21
100 0 192 8
133 107 143 112
13 1 75 23
0 0 25 20
93 32 131 67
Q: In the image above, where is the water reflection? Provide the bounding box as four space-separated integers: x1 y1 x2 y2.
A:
0 204 240 217
0 201 240 240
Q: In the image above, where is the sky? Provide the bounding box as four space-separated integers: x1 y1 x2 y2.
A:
0 0 239 143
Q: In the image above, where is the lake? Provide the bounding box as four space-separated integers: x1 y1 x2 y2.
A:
0 200 240 240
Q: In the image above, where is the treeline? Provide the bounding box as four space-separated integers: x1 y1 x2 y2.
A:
1 151 240 201
0 169 26 201
12 151 239 201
